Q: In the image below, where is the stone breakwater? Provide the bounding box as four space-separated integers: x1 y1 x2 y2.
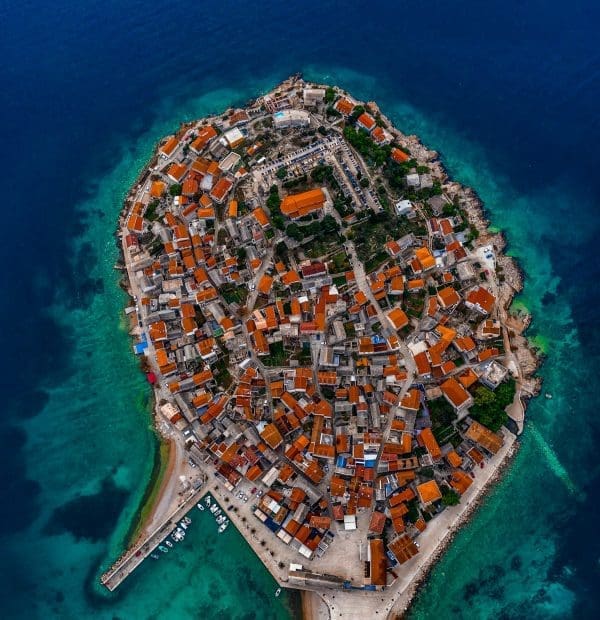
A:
398 439 521 619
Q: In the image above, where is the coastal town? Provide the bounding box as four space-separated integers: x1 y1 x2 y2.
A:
107 76 539 617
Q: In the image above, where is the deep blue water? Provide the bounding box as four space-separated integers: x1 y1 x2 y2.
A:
1 0 599 618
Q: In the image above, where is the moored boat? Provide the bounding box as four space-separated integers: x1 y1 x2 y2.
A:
158 545 169 553
197 502 205 511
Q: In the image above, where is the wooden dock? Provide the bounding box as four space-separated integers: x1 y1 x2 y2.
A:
101 487 205 591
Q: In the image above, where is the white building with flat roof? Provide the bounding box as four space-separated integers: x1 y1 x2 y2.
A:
395 199 414 216
273 109 310 129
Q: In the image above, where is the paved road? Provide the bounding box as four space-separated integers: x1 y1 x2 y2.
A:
344 239 417 526
245 245 275 313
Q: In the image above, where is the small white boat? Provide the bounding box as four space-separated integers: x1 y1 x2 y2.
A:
151 553 160 560
545 393 553 399
216 514 226 524
183 516 192 525
205 496 211 506
210 504 219 514
165 540 173 548
218 521 229 533
197 502 205 511
214 508 222 518
180 522 188 530
275 588 282 598
176 528 186 538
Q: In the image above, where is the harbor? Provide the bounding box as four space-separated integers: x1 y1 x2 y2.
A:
101 482 206 591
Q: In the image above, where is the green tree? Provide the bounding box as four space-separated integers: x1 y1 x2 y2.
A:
470 379 516 432
169 183 182 196
271 214 285 230
321 214 339 234
349 105 365 123
442 490 460 506
286 223 303 241
276 167 287 180
145 200 160 221
474 386 495 407
266 186 281 213
325 87 336 103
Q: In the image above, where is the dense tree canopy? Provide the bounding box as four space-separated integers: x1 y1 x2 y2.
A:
470 379 516 432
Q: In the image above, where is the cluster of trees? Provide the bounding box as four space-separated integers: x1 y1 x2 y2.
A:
266 185 286 230
429 396 458 432
311 164 340 193
282 174 308 190
441 489 461 507
470 379 516 432
343 126 391 167
325 105 342 119
384 159 418 190
333 194 353 218
145 199 160 221
286 214 339 242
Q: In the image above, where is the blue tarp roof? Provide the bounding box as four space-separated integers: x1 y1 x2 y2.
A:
134 340 148 354
264 517 280 533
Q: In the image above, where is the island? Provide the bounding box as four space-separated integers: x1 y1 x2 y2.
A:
102 75 540 618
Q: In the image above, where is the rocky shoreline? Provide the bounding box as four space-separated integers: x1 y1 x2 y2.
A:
368 99 542 399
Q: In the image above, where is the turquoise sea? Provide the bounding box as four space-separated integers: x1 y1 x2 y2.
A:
2 1 599 618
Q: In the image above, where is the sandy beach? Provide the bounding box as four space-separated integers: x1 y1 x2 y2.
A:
138 436 177 537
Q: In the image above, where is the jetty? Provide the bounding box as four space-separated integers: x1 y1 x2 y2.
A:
101 482 205 591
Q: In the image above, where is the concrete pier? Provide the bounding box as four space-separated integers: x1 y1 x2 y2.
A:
101 486 205 592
